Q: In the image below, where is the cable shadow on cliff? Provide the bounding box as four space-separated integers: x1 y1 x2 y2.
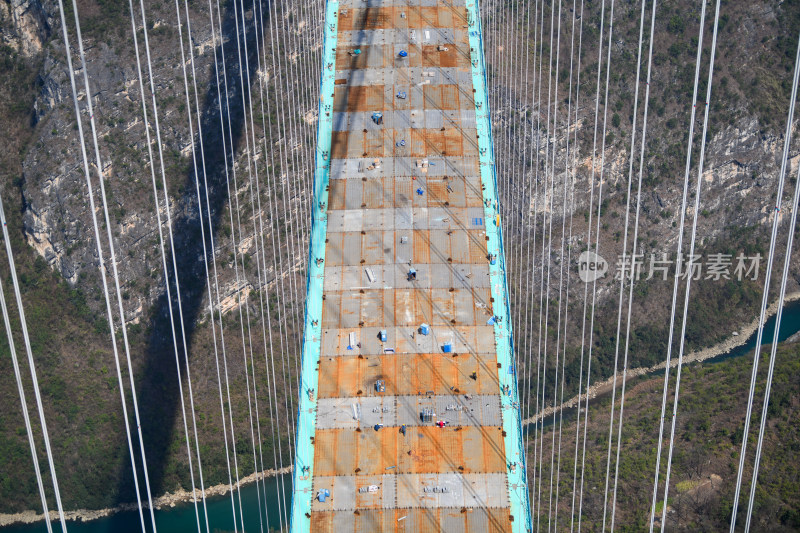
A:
112 0 272 513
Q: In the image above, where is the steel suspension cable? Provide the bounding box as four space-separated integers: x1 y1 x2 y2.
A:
728 30 800 533
169 1 215 519
178 0 242 523
577 0 617 526
208 0 260 524
228 0 286 528
274 0 312 365
250 0 294 526
218 0 273 527
253 0 299 476
266 0 306 395
54 1 149 528
265 0 304 458
128 0 207 528
744 116 800 533
600 0 651 526
195 0 250 527
534 0 559 524
546 0 566 527
526 0 548 515
0 197 71 530
71 0 159 525
505 0 521 295
520 0 543 427
566 5 586 532
254 0 300 466
553 0 583 525
645 0 713 527
512 0 534 381
511 0 533 373
0 206 60 533
609 0 659 529
524 0 547 514
658 0 724 528
499 0 514 255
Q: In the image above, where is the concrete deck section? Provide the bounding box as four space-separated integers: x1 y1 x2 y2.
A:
290 0 531 529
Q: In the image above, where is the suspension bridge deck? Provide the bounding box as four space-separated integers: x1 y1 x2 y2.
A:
291 0 531 530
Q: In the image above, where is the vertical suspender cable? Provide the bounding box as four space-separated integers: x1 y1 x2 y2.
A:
566 5 586 533
534 0 558 520
271 0 311 371
54 0 148 528
511 0 532 374
0 197 70 532
261 0 302 471
646 0 712 526
553 0 582 525
516 0 536 394
514 0 533 384
728 31 800 533
0 207 59 533
744 119 800 533
609 0 658 529
176 0 244 524
577 0 616 526
600 0 650 526
546 0 565 526
209 0 256 524
266 0 304 444
250 0 293 527
256 0 300 464
522 0 542 508
213 0 259 524
71 0 159 526
130 0 213 528
658 0 723 527
197 0 249 527
252 0 297 517
228 0 275 528
525 0 547 514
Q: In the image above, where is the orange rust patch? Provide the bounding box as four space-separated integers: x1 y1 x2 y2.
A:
333 85 385 112
310 508 513 532
317 353 501 398
314 426 505 477
338 6 467 30
338 7 392 31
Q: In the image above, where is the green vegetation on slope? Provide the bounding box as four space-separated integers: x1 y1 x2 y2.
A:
532 340 800 531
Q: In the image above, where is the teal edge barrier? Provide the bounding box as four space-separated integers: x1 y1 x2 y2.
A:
289 0 338 530
466 0 534 530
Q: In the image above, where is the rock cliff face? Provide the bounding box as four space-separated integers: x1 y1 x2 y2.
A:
10 0 320 324
482 0 800 373
0 0 321 514
0 0 54 56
